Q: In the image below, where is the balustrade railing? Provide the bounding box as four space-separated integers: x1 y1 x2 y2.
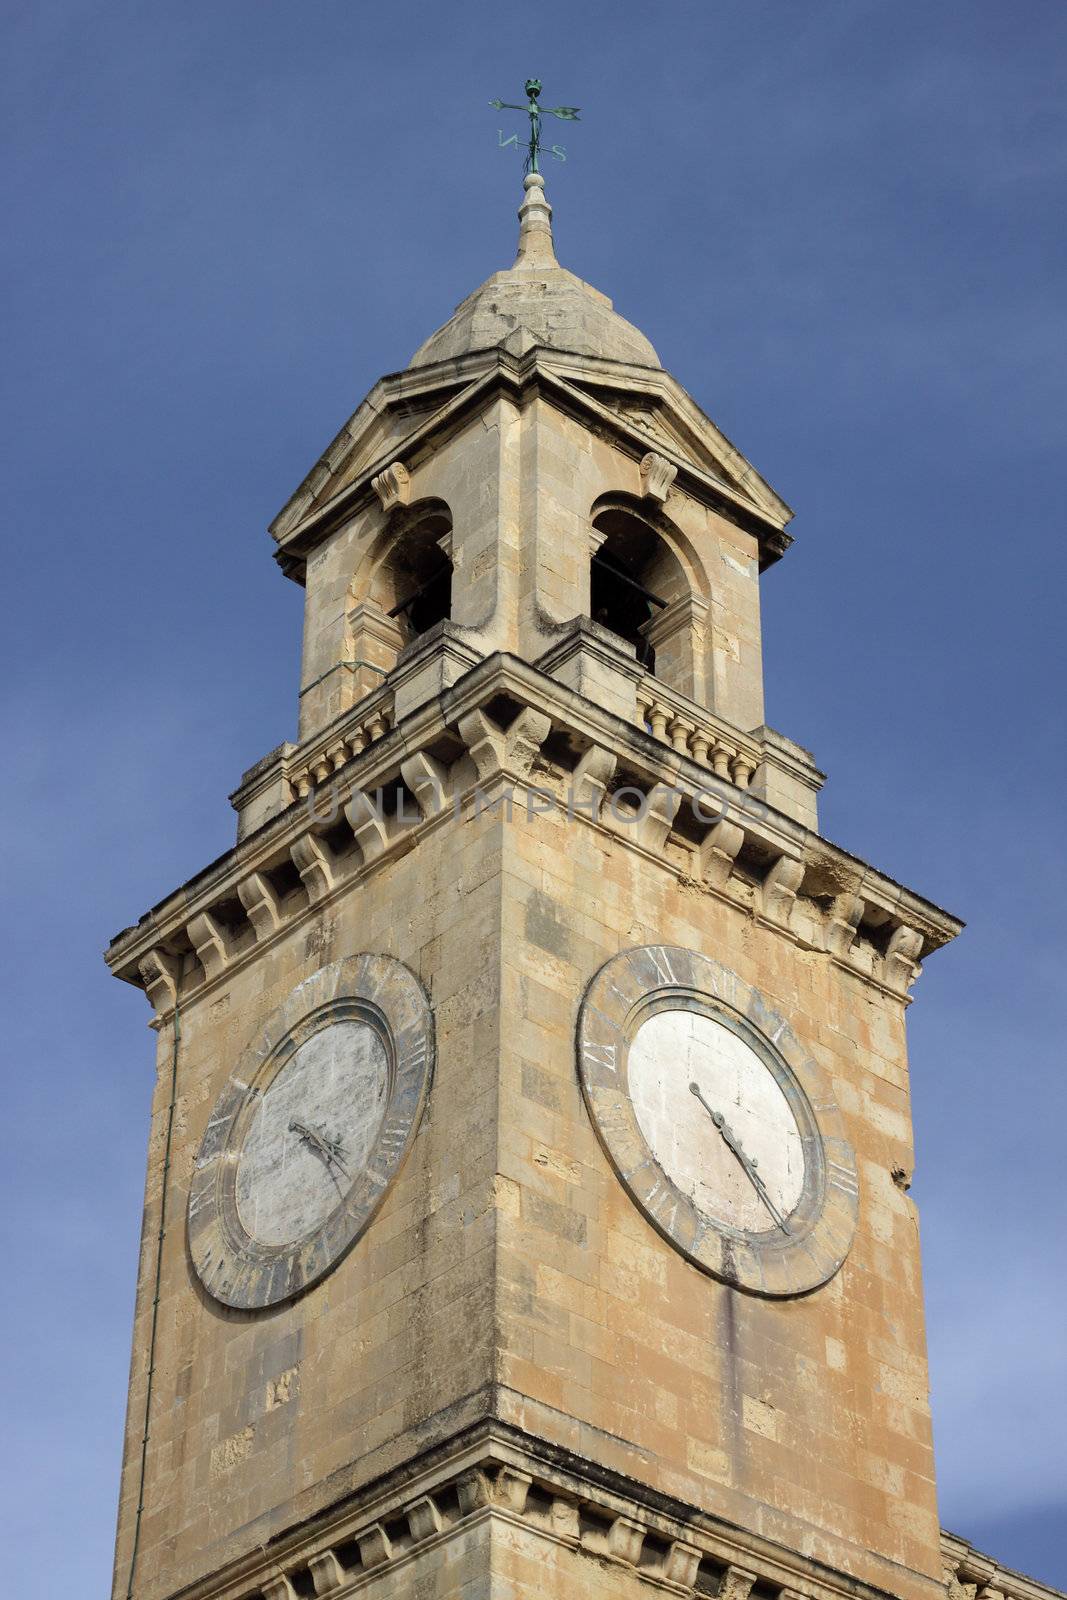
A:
287 685 396 800
635 679 760 789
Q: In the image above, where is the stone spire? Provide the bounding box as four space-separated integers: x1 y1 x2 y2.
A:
513 172 558 269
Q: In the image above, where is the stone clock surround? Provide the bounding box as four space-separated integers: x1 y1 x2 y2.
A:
188 954 433 1310
576 945 858 1298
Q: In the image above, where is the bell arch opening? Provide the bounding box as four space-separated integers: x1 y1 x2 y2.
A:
343 502 454 708
377 505 453 641
589 505 689 680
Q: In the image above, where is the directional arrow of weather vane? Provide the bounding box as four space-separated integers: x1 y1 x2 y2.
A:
491 77 580 173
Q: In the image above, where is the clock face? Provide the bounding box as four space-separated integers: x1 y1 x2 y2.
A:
628 1007 805 1236
189 954 433 1310
235 1020 389 1247
577 945 858 1297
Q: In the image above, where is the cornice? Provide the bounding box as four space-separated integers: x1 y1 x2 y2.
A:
942 1530 1066 1600
268 346 792 583
106 649 962 1023
146 1418 944 1600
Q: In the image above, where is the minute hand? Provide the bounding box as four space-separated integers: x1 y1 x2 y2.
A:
289 1119 350 1179
688 1083 790 1234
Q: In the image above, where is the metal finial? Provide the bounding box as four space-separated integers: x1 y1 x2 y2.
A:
490 78 580 175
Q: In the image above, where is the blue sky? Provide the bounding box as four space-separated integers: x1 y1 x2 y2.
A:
2 1 1065 1591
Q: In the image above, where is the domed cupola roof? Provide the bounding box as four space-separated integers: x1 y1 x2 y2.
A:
409 173 660 371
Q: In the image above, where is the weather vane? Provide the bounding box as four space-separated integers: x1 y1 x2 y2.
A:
490 78 580 174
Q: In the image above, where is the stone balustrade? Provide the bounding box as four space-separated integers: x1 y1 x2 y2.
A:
636 679 760 789
286 686 395 800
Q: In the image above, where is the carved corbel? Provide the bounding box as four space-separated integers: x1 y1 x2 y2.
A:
261 1574 298 1600
699 817 745 890
550 1496 580 1541
570 744 617 822
290 834 337 903
307 1550 346 1595
494 1466 532 1514
606 1515 645 1565
501 706 553 779
630 782 682 852
186 910 234 981
953 1557 996 1596
884 923 923 994
458 706 552 784
237 871 284 941
356 1523 393 1569
944 1562 981 1600
139 947 181 1013
826 892 865 957
663 1540 702 1587
761 853 805 929
721 1568 759 1600
639 450 678 504
345 788 391 863
400 751 451 818
405 1495 443 1542
456 1468 492 1516
370 460 411 512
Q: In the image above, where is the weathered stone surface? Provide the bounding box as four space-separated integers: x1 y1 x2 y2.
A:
103 173 991 1600
410 174 661 371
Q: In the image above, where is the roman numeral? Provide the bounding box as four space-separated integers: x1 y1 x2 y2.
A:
647 947 679 986
645 1179 679 1232
582 1039 617 1073
378 1117 409 1156
828 1160 858 1196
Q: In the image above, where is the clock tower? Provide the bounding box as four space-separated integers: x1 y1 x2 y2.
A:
108 170 973 1600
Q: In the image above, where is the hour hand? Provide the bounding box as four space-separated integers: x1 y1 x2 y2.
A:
688 1082 789 1234
289 1119 349 1178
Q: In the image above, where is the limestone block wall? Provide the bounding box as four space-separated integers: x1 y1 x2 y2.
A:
493 798 939 1600
110 653 954 1600
112 812 507 1600
298 502 378 739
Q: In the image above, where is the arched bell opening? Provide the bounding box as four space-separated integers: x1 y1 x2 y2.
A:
344 502 454 706
589 504 692 685
377 506 453 641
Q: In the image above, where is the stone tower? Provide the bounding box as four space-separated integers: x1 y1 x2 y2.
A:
107 175 969 1600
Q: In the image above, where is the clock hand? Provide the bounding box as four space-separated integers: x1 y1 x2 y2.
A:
289 1118 328 1159
289 1120 350 1179
737 1152 789 1234
317 1128 351 1179
688 1083 790 1234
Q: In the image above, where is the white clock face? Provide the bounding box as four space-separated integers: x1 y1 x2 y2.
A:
577 946 859 1297
628 1008 804 1235
235 1021 389 1246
